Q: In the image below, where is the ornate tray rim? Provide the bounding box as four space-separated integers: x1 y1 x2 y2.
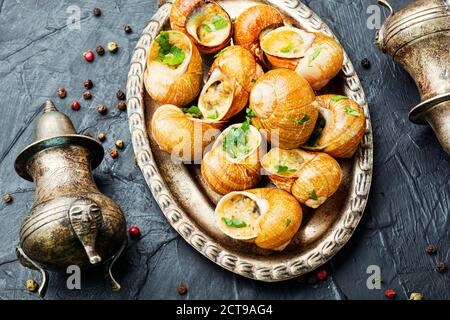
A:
126 0 373 282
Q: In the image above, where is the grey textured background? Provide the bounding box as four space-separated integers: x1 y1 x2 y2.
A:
0 0 449 300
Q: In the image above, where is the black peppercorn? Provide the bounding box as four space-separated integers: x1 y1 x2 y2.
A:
57 87 67 99
97 104 107 115
124 25 132 34
117 100 127 111
93 8 102 17
436 261 447 273
83 91 92 100
83 79 93 90
425 244 437 255
110 149 119 159
177 284 187 295
98 132 106 142
96 45 105 56
361 58 371 69
116 90 126 101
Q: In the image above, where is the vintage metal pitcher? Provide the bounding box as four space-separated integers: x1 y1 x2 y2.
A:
376 0 450 155
14 100 127 297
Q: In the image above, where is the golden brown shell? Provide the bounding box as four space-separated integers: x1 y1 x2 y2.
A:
198 46 264 121
234 4 284 65
201 124 262 195
215 188 303 251
249 69 319 149
144 31 203 107
303 94 366 158
170 0 232 54
261 148 342 208
151 105 224 162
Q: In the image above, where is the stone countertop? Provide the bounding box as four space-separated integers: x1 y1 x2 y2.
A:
0 0 449 300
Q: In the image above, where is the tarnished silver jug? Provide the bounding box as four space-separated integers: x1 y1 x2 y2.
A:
376 0 450 155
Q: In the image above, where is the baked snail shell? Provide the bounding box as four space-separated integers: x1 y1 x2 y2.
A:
215 188 302 250
201 123 262 195
249 69 319 149
303 94 366 158
261 148 342 208
170 0 232 54
260 27 344 90
144 31 203 107
151 105 224 162
198 46 264 121
234 4 284 65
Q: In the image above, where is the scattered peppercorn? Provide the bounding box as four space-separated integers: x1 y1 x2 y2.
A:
425 244 437 255
117 100 127 111
93 8 102 17
3 194 13 204
436 261 447 273
315 269 328 281
384 289 396 299
129 226 141 239
83 50 95 62
409 292 423 300
108 42 119 54
57 87 67 99
84 79 93 90
98 132 106 142
25 279 38 292
306 274 317 285
97 104 107 115
83 91 92 100
177 283 187 295
110 149 119 159
96 45 105 56
115 140 125 149
71 101 81 111
361 58 371 69
124 25 132 34
116 90 126 101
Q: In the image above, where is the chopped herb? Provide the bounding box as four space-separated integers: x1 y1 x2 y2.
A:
214 47 229 59
290 114 310 125
222 217 247 228
246 108 256 118
222 120 252 159
345 106 360 117
310 189 318 201
280 45 293 53
183 105 202 117
212 15 229 30
207 111 219 120
201 24 213 33
308 48 321 67
286 218 292 227
331 95 349 102
274 165 297 174
155 31 185 66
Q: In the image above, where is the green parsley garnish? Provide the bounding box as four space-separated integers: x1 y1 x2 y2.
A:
308 48 321 67
331 95 349 102
155 31 185 66
246 108 256 118
345 106 360 117
280 45 293 53
207 111 219 120
289 114 310 125
310 189 318 201
183 105 202 118
222 119 252 159
212 15 229 30
222 217 247 228
201 24 213 33
274 165 297 174
286 218 292 227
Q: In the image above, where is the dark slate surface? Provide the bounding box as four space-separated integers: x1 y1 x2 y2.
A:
0 0 449 300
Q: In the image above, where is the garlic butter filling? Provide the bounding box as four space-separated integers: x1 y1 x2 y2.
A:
186 3 230 47
260 26 316 58
262 149 305 176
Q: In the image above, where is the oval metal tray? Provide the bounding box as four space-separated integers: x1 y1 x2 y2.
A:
126 0 373 281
